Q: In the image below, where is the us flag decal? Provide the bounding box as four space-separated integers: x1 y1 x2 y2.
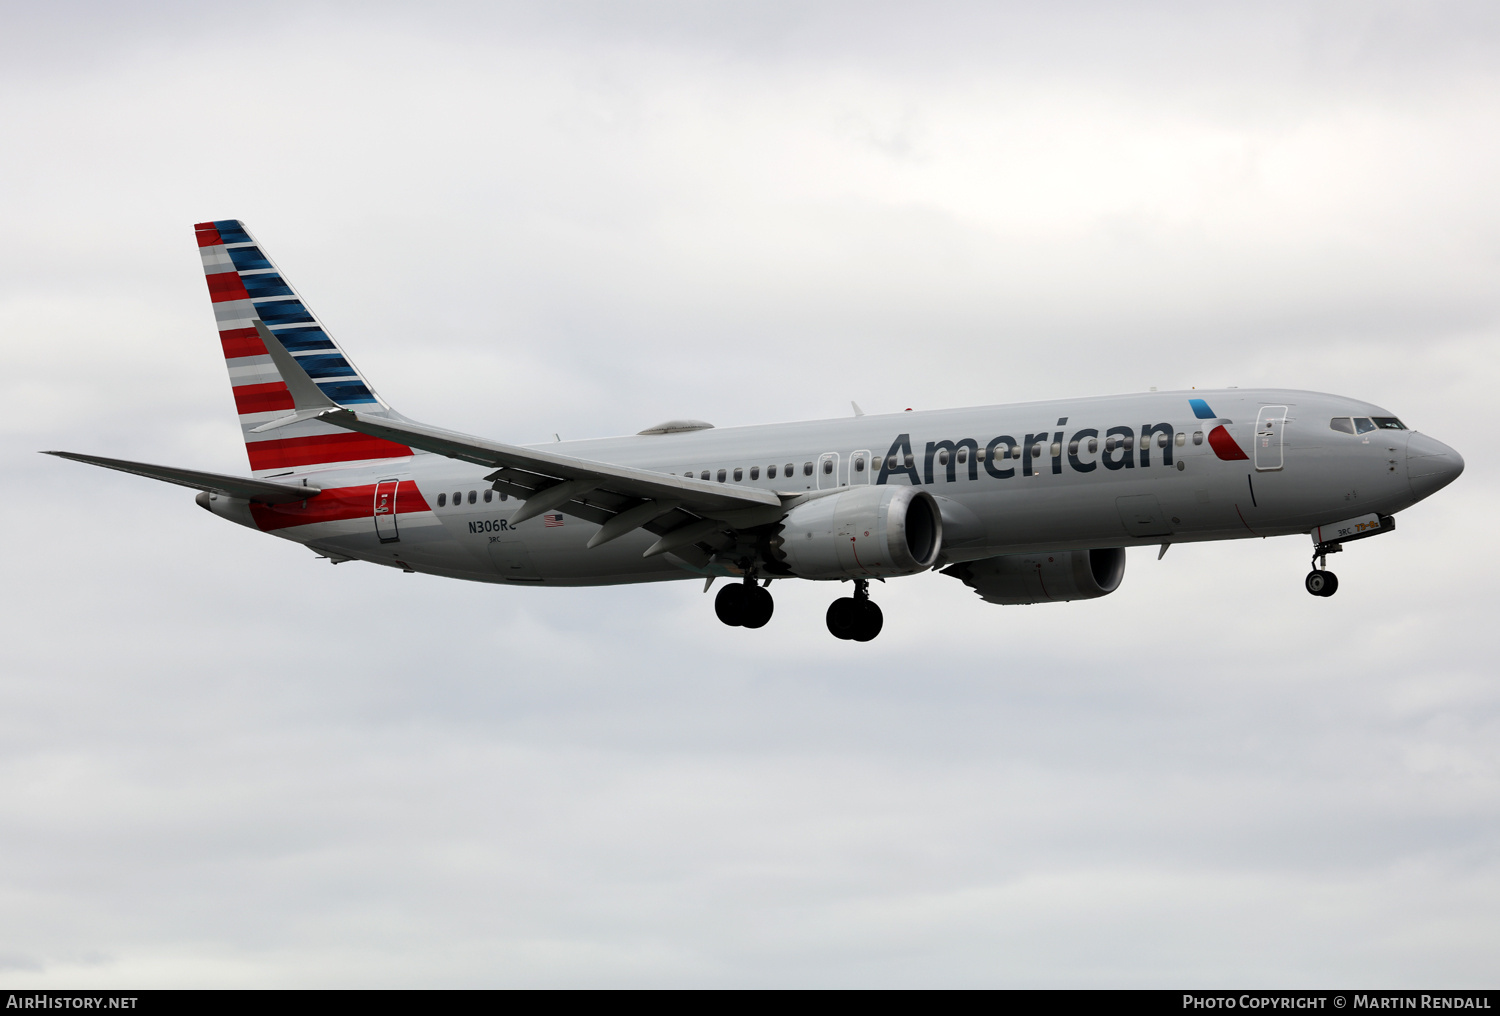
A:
543 513 564 527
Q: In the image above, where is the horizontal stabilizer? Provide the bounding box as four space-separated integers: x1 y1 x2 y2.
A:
43 451 319 504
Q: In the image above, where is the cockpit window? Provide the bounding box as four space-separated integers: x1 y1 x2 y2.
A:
1372 417 1406 430
1354 417 1377 434
1329 418 1355 435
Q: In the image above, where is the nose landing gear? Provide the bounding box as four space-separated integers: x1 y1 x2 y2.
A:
827 579 883 641
1301 513 1397 598
715 578 775 628
1305 543 1340 597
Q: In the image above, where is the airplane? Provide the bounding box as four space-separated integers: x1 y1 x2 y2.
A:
46 220 1466 641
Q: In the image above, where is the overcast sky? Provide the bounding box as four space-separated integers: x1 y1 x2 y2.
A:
1 0 1497 987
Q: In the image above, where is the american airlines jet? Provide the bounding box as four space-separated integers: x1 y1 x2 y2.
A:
48 220 1465 641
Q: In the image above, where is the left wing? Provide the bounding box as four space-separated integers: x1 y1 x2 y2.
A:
253 322 789 558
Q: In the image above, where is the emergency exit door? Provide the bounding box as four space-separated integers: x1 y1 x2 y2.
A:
817 452 840 490
849 449 873 484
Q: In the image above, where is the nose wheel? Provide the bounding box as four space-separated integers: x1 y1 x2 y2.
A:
1305 543 1340 597
1305 569 1338 597
715 579 774 628
827 579 884 641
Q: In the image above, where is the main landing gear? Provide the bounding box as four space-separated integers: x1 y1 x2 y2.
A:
1305 543 1340 598
826 579 883 642
716 578 774 629
712 576 884 641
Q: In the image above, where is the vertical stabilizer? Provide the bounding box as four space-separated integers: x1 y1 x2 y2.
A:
194 219 415 476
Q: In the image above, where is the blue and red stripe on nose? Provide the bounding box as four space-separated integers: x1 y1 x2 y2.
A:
1189 399 1249 461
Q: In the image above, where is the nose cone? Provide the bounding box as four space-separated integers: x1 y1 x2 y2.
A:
1406 432 1465 502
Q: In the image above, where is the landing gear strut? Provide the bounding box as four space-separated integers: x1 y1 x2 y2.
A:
1305 543 1340 598
827 579 883 641
1300 513 1396 598
715 577 774 628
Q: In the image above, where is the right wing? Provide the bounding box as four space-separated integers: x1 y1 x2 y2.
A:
43 451 319 504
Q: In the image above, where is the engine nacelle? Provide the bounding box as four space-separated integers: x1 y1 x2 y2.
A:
943 548 1126 605
772 486 943 580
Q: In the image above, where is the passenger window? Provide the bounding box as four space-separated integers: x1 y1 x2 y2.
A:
468 490 476 504
937 450 949 465
767 464 777 479
437 492 446 507
1068 440 1078 455
452 491 461 504
1192 432 1204 446
1354 417 1376 434
1050 442 1061 457
1088 438 1098 454
750 466 760 480
1372 416 1406 430
1329 418 1355 435
822 459 833 474
803 462 813 476
1139 436 1149 450
733 467 743 481
1105 436 1116 452
684 471 693 478
484 489 493 502
956 448 967 464
904 453 914 467
500 492 508 501
853 456 864 472
1157 433 1168 448
1175 433 1186 446
717 469 726 482
701 470 710 481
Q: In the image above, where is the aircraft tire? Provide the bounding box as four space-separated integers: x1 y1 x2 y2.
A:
1305 570 1338 597
851 600 884 642
742 586 774 629
826 597 857 639
715 583 748 625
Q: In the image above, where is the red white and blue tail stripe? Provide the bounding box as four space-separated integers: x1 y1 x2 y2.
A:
195 220 414 475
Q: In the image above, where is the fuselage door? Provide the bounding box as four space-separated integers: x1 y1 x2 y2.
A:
849 449 872 485
373 478 401 543
817 452 840 490
1255 406 1289 471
